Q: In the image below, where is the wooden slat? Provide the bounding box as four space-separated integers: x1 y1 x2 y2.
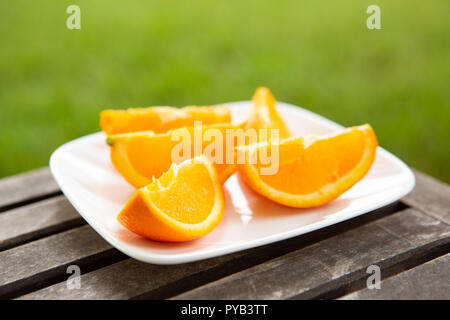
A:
402 170 450 224
0 225 124 299
18 203 401 300
0 168 60 212
18 252 248 300
340 254 450 300
0 196 85 251
172 208 450 300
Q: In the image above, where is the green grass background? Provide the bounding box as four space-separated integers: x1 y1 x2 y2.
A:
1 0 449 182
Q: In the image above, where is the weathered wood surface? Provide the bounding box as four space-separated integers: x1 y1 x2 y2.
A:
0 167 448 300
0 196 84 251
0 168 60 212
173 209 450 300
19 252 248 300
17 203 400 300
403 170 450 224
341 254 450 300
0 225 124 299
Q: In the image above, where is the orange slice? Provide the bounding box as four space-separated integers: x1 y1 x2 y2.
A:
237 124 378 208
100 105 231 135
245 87 291 141
117 156 225 242
107 122 240 188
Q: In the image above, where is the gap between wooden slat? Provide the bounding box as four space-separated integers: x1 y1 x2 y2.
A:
339 253 450 299
0 191 62 214
0 167 62 214
0 218 86 252
313 241 450 300
0 196 86 252
4 249 127 300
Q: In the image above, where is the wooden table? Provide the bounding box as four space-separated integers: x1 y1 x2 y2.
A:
0 168 448 300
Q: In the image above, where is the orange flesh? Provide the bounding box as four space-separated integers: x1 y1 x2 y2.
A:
260 128 367 194
116 157 225 242
237 124 378 207
100 105 231 134
109 123 239 188
146 162 214 224
245 87 291 141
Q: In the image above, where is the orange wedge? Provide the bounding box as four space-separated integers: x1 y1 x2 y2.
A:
245 87 291 141
100 105 231 135
107 122 240 188
117 156 225 242
237 124 378 208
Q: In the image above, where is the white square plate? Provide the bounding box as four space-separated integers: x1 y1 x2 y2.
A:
50 101 415 264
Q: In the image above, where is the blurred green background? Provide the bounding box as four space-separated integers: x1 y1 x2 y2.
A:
0 0 449 182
